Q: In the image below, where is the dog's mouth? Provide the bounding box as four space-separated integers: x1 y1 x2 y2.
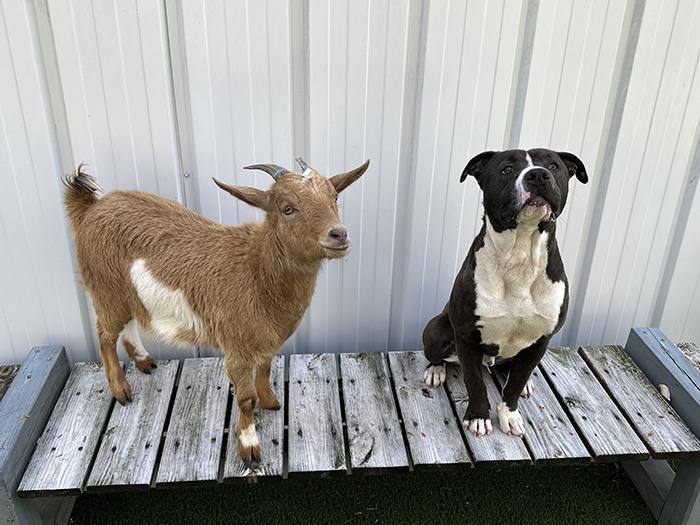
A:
517 194 552 222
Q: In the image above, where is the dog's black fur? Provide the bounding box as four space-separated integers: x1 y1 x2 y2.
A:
422 148 587 435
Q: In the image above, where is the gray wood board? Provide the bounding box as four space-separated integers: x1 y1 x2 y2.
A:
446 365 531 466
0 346 71 523
287 354 346 475
17 361 116 496
155 358 228 487
224 355 285 479
540 347 649 461
388 352 470 468
340 353 409 471
581 345 700 459
492 367 590 464
86 360 179 491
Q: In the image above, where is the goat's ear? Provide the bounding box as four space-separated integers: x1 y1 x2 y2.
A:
557 152 588 184
460 151 496 183
329 159 370 193
212 178 271 211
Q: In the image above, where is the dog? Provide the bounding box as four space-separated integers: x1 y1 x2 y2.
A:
422 148 588 437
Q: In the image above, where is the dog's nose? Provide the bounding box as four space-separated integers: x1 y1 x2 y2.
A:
524 167 552 186
328 226 348 244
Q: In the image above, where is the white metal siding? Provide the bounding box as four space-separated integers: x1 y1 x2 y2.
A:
1 0 699 365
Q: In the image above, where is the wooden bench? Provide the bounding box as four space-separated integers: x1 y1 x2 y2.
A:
1 328 699 524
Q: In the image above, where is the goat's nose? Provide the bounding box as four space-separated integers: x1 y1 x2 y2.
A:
524 167 552 186
328 226 348 243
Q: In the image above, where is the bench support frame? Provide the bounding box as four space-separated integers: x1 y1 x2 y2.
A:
624 328 700 525
0 346 74 525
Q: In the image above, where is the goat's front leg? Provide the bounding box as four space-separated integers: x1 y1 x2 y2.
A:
256 356 281 410
225 356 260 465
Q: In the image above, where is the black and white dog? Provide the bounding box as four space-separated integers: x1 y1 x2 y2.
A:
422 149 588 437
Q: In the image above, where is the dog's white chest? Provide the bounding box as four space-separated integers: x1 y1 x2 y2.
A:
474 225 565 358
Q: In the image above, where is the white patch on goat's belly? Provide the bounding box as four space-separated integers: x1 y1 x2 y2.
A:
474 220 565 359
129 259 204 345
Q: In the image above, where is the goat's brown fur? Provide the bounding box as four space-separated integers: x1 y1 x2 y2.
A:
63 161 369 464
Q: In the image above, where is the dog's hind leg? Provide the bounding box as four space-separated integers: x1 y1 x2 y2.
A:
422 306 455 387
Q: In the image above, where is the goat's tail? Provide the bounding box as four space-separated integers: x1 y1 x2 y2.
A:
62 164 102 227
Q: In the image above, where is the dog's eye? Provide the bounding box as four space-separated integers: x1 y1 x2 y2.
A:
282 205 295 215
502 166 513 175
548 163 558 171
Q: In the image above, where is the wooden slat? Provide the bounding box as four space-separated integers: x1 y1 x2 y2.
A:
155 358 228 487
17 362 115 496
339 353 409 472
224 355 285 479
445 366 530 466
492 368 590 465
287 354 345 475
86 361 179 491
581 345 700 459
388 352 470 468
540 347 649 461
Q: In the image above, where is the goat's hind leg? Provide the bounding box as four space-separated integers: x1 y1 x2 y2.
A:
256 356 280 410
96 318 133 405
225 354 261 466
121 319 157 373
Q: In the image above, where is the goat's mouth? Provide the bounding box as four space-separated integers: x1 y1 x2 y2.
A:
320 242 350 257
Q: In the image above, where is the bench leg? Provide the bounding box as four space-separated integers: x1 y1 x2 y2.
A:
622 459 675 520
1 485 75 525
659 459 700 525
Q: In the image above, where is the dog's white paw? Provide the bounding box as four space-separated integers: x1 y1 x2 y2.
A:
497 401 524 436
463 417 493 437
520 379 534 398
423 363 446 387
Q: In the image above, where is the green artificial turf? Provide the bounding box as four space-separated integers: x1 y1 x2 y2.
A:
71 465 652 524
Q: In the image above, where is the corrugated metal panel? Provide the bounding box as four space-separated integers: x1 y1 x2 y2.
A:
0 0 91 363
1 0 700 365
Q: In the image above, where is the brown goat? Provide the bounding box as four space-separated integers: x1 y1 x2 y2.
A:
63 159 369 464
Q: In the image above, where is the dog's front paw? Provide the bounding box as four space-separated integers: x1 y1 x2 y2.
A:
520 379 534 398
423 363 446 387
462 417 493 437
497 401 524 436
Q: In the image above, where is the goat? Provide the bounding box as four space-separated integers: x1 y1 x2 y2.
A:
62 159 369 464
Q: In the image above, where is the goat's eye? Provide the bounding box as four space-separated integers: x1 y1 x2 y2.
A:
282 205 294 215
548 163 558 171
502 166 513 175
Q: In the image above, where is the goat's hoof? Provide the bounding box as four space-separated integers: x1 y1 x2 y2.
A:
237 442 261 467
136 355 157 374
110 378 133 405
259 394 281 411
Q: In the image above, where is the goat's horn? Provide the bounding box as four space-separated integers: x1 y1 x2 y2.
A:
295 157 310 171
243 164 289 181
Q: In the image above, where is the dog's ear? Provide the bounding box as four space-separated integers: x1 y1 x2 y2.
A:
460 151 497 183
558 152 588 184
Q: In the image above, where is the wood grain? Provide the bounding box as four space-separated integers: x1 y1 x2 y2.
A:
581 345 700 459
491 367 590 465
445 365 530 466
388 352 470 468
540 347 649 461
287 354 346 475
17 362 115 496
86 361 179 491
340 353 409 471
224 355 285 479
155 358 228 487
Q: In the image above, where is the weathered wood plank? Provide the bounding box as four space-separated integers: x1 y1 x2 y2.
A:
581 345 700 459
492 368 590 465
540 347 648 461
388 352 470 468
86 361 179 491
288 354 346 475
224 355 285 479
340 353 409 472
0 346 73 522
445 366 530 466
17 361 115 497
155 358 228 487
